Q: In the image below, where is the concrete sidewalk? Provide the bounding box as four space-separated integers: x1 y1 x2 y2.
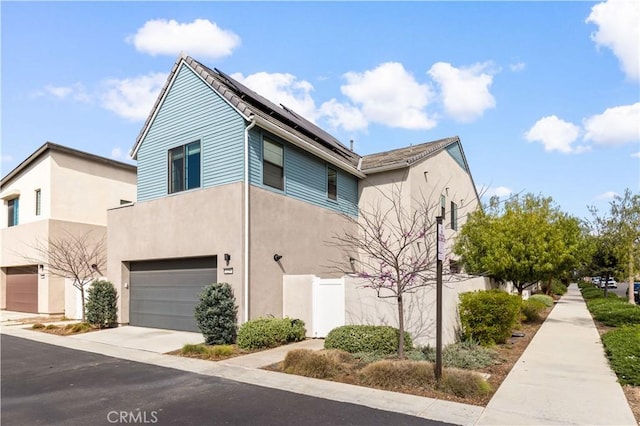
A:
2 284 636 425
477 283 636 425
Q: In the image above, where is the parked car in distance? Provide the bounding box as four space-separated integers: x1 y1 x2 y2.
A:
625 282 640 304
592 277 601 287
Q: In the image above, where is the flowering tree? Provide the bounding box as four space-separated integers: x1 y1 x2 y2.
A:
332 186 469 359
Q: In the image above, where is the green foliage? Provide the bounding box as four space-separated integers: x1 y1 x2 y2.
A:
236 317 306 350
194 283 238 345
588 299 640 327
85 280 118 329
529 294 554 307
282 349 345 379
437 369 492 398
180 343 236 358
521 299 547 323
413 340 500 369
454 193 588 294
459 290 522 345
550 281 568 296
181 343 209 356
580 286 610 300
601 325 640 385
32 323 45 329
65 322 91 333
324 325 413 355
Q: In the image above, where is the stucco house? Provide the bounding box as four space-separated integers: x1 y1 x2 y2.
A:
108 54 489 343
1 142 137 316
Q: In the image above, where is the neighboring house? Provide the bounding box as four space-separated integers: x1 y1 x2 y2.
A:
107 54 487 343
1 143 136 315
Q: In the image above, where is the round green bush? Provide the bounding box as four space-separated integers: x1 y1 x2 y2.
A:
458 289 522 345
194 283 238 345
85 280 118 329
528 294 554 308
521 299 547 323
324 325 413 355
237 317 306 350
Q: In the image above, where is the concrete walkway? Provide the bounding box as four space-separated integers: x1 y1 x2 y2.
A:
477 283 636 425
2 284 636 425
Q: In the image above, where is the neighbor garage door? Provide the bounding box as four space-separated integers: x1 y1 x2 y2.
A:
6 266 38 313
129 257 217 332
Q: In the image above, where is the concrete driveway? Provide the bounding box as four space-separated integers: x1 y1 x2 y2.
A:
68 325 204 354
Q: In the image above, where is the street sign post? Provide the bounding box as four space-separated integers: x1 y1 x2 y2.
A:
435 216 444 381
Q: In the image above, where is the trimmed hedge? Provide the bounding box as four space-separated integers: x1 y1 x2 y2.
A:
85 280 118 329
237 317 306 350
521 299 547 323
528 294 554 308
601 325 640 385
194 283 238 345
587 298 640 327
324 325 413 355
458 290 522 345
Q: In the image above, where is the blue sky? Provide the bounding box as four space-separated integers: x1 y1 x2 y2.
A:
2 1 638 220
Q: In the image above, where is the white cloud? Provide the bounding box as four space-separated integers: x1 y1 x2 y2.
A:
632 152 640 158
583 103 640 146
319 99 368 132
111 148 124 159
524 115 590 154
483 186 513 198
101 72 167 121
339 62 436 130
127 19 240 60
42 83 90 102
428 62 496 122
1 154 14 163
586 0 640 80
509 62 526 72
231 72 319 123
596 191 619 200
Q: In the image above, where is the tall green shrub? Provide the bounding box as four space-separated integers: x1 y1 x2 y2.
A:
195 283 238 345
458 290 522 345
85 280 118 329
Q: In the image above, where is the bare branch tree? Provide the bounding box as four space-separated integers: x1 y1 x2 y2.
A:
26 230 106 322
330 183 477 358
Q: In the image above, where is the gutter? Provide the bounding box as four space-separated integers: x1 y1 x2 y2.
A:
361 161 410 175
253 115 366 179
243 116 256 323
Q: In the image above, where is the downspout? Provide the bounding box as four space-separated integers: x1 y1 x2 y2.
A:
244 116 256 323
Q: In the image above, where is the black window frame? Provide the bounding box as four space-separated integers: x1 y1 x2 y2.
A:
263 138 284 190
168 140 201 194
327 166 338 201
451 201 458 231
35 189 41 216
7 197 19 227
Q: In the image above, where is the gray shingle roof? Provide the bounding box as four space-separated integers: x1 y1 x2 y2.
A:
361 136 460 172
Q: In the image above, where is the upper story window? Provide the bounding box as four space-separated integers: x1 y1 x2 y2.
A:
327 167 337 200
451 201 458 230
263 138 284 190
440 195 446 218
7 197 19 227
35 189 41 216
169 141 201 194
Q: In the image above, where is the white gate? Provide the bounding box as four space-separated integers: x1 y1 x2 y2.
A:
312 278 345 338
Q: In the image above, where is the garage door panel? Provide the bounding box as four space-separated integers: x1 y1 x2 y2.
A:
6 267 38 313
129 257 217 332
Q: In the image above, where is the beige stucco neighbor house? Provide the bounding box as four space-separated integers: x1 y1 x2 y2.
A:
107 53 488 344
1 142 136 315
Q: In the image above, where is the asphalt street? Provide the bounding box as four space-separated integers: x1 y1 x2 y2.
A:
1 335 449 426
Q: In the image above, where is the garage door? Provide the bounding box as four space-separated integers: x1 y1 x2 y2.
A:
129 257 217 332
6 266 38 313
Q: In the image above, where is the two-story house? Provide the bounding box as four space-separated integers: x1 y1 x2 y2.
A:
107 54 488 342
1 143 136 315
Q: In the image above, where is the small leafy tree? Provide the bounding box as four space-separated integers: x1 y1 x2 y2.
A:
195 283 238 345
85 280 118 328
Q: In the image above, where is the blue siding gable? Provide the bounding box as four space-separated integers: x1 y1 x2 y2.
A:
249 128 358 216
136 64 246 202
446 142 468 173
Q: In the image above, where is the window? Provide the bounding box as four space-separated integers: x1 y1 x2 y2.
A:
449 259 461 274
7 198 19 227
263 139 284 190
451 201 458 230
169 141 201 194
440 195 446 218
35 189 41 216
327 167 337 200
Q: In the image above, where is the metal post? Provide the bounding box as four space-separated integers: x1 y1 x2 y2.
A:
435 216 443 381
